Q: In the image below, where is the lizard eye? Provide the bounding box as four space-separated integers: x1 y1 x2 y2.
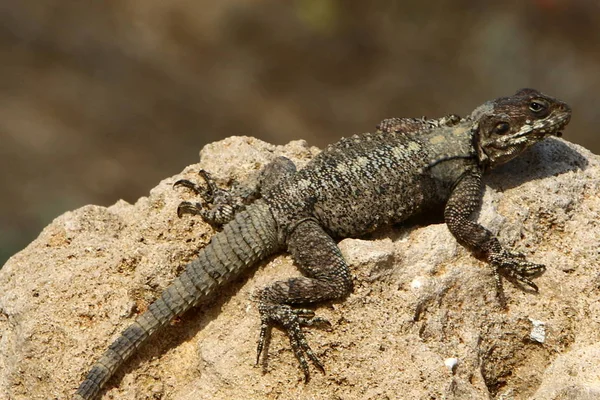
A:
494 122 510 135
529 100 548 114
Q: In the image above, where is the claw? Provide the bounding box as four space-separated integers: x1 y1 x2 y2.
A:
173 179 203 194
295 310 331 329
174 170 219 202
173 170 241 225
490 249 547 305
257 304 328 380
256 321 271 366
176 201 203 218
520 262 546 277
524 279 539 292
500 265 540 292
198 170 219 202
299 316 331 329
492 266 507 308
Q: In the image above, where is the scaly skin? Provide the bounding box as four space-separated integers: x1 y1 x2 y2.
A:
74 89 571 398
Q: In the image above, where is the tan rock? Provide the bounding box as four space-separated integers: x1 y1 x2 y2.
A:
1 136 598 400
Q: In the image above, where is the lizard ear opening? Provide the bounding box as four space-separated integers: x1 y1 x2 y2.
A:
494 122 510 135
471 123 490 169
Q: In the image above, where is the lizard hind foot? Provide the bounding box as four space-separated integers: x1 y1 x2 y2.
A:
173 170 219 201
175 200 236 225
174 170 242 225
256 304 330 381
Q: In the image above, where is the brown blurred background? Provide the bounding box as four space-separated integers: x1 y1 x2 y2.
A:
1 0 599 266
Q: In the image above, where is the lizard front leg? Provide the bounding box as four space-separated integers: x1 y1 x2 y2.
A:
444 172 546 306
257 219 353 380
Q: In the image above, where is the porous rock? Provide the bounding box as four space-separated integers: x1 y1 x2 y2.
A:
0 136 598 399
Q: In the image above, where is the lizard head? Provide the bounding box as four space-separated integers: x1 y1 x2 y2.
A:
471 88 572 169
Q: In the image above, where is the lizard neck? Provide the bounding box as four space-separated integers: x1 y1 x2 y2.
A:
417 121 479 170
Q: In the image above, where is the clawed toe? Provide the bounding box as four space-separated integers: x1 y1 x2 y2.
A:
257 305 328 380
174 170 217 202
519 262 546 277
295 310 331 329
490 250 548 307
500 260 545 291
176 201 203 218
173 179 203 195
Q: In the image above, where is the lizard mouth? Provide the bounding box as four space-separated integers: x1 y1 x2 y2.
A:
552 111 571 137
544 113 570 138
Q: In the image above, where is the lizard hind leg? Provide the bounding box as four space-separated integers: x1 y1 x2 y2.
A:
257 219 352 380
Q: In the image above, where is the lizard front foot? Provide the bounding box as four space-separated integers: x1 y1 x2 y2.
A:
490 250 546 306
257 303 331 381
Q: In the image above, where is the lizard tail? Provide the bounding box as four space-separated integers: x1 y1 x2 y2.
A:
74 201 279 399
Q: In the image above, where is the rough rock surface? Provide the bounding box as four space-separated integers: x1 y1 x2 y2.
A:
1 136 599 400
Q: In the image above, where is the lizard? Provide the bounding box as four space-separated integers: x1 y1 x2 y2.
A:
74 88 571 399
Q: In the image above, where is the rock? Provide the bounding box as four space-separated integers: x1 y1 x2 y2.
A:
0 136 598 400
532 344 600 400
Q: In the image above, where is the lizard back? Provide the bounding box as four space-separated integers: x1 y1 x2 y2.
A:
264 126 476 238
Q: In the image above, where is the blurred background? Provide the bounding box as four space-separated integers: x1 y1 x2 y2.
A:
1 0 599 266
